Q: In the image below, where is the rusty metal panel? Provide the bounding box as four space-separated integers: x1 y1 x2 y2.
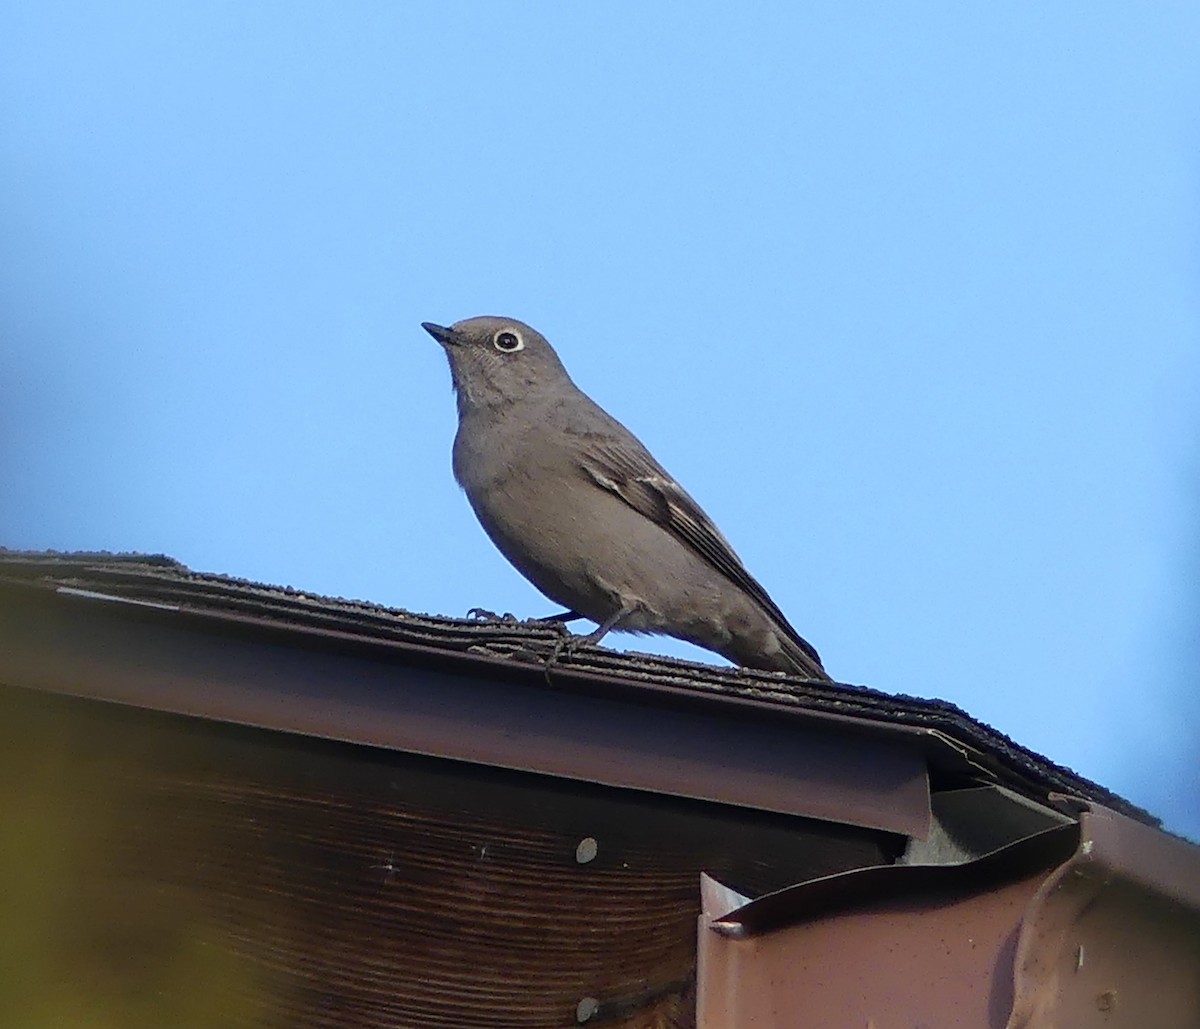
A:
0 585 931 836
698 803 1200 1029
698 869 1051 1029
1007 803 1200 1029
696 826 1079 1028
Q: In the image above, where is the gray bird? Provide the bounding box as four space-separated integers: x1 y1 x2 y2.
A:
422 316 830 681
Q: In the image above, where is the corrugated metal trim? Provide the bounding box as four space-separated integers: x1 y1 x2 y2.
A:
703 822 1080 938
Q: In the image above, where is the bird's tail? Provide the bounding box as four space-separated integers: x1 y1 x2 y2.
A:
776 629 832 682
720 615 833 681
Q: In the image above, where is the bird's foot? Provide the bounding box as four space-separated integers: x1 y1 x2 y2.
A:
543 632 586 685
541 607 630 685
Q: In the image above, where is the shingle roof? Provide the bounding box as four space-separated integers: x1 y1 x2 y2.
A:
0 548 1156 827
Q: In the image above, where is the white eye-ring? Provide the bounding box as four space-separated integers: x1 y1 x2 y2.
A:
493 330 524 353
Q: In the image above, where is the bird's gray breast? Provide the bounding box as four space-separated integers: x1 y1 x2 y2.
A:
451 402 621 615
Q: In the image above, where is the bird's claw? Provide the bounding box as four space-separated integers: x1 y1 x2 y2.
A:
523 617 573 637
466 607 517 622
542 632 591 685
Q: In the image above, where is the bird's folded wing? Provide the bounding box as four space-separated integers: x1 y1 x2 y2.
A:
581 441 821 665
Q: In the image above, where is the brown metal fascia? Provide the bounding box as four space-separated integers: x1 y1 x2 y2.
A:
164 605 1093 815
0 568 1144 820
0 580 931 837
10 574 967 763
1056 799 1200 912
1006 802 1200 1029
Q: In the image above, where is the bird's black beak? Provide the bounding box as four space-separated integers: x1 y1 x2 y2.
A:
421 322 459 346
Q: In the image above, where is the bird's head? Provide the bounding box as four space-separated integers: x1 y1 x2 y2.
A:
422 316 573 414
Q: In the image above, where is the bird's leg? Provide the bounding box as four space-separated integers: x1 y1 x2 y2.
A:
544 602 636 681
579 605 632 647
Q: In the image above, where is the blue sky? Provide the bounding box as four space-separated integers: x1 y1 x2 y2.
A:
3 2 1197 838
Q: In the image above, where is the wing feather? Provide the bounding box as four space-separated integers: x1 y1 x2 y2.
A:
581 439 823 667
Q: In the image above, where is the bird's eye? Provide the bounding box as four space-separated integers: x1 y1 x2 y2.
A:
493 330 524 353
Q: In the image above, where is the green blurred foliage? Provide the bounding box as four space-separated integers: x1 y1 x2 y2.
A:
0 698 266 1028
